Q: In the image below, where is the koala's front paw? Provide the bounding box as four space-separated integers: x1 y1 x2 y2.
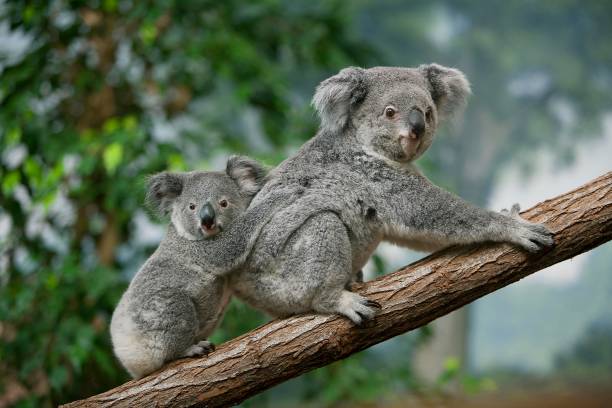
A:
502 204 554 253
335 290 381 325
180 340 216 358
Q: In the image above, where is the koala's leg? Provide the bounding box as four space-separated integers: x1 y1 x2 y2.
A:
112 289 204 378
379 176 554 253
293 212 380 325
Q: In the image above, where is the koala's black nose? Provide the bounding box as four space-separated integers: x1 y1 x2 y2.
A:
408 109 425 137
199 202 216 228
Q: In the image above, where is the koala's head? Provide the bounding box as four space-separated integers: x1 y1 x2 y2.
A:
312 64 471 162
146 156 267 240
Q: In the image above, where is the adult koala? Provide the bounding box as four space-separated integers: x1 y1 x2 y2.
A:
211 64 554 325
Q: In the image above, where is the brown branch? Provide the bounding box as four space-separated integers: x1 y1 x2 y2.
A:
63 172 612 408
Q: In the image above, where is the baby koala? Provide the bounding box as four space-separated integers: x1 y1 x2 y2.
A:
110 156 267 378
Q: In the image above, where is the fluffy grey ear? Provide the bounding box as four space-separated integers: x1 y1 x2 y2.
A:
226 155 268 196
312 67 368 134
419 63 471 121
146 172 184 216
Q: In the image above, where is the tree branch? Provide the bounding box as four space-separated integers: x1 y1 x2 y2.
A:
64 172 612 408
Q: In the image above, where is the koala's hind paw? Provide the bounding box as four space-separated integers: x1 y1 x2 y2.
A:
335 291 380 325
503 204 554 253
181 340 215 358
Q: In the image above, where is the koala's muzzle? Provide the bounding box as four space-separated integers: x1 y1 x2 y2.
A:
407 109 425 139
199 202 216 229
399 108 426 159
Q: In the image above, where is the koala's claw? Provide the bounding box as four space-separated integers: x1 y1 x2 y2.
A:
500 203 521 218
515 224 554 252
502 210 554 253
335 291 380 325
180 340 215 358
364 299 382 309
500 203 554 252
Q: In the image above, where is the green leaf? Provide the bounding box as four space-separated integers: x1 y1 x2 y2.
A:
2 171 21 194
168 153 186 171
103 0 118 13
23 158 42 188
122 115 138 131
6 127 22 144
444 356 461 372
139 23 157 45
103 143 123 174
103 118 120 134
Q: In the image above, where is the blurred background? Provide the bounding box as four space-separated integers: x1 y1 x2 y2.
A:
1 0 611 406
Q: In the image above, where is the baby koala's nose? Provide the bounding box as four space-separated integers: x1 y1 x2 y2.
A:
199 202 216 228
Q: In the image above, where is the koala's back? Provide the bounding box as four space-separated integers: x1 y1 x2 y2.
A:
234 152 387 296
111 231 228 377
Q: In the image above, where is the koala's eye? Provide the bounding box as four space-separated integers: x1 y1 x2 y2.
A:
219 199 228 208
425 107 433 121
384 106 397 119
189 203 196 210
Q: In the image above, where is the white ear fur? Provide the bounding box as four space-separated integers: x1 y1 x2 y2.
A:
226 155 267 196
419 63 471 121
312 67 368 134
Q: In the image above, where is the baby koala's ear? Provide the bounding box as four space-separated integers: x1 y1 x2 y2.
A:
419 63 471 122
146 172 184 216
226 155 268 196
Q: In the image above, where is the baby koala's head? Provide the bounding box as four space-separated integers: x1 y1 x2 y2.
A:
146 156 267 240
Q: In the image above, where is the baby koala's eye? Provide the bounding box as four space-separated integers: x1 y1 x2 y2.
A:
189 203 196 210
384 106 397 119
219 199 229 208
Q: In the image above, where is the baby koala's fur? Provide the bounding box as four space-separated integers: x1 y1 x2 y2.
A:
110 156 266 378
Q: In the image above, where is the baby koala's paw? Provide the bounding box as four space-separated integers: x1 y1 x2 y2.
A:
181 340 216 358
502 204 554 253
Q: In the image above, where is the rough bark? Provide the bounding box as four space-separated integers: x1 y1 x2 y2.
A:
63 172 612 408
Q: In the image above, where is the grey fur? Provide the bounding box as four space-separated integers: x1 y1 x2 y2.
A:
202 64 553 326
110 156 267 378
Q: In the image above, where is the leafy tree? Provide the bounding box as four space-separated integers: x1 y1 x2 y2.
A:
0 1 371 405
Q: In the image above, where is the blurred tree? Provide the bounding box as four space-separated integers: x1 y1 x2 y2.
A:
0 0 372 405
554 321 612 387
357 0 612 201
354 0 612 386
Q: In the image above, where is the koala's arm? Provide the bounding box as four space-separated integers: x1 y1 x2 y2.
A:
377 174 554 253
204 188 350 275
204 189 297 275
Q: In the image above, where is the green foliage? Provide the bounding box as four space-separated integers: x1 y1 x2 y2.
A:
434 357 497 396
0 0 372 405
0 258 127 403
